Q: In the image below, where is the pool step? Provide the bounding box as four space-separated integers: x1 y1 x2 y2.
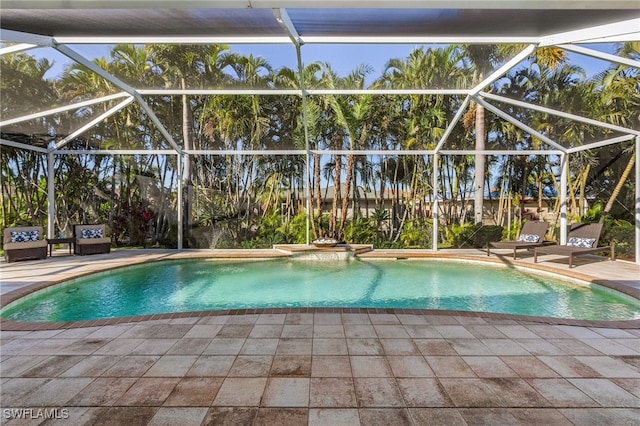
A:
273 244 373 259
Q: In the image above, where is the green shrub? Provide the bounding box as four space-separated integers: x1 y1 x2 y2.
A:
399 219 433 248
602 217 635 259
502 221 521 240
276 211 308 244
472 225 504 248
344 217 377 243
158 224 178 249
445 223 503 248
444 222 474 248
372 238 406 249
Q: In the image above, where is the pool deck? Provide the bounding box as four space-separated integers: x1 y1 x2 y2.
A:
1 247 639 425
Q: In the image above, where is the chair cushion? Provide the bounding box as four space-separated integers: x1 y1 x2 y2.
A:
517 233 540 243
4 240 47 250
567 237 596 248
10 229 40 243
76 237 111 245
80 228 103 239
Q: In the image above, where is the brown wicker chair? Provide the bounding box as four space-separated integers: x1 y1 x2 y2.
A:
487 221 554 260
74 224 111 255
534 222 615 268
3 226 48 262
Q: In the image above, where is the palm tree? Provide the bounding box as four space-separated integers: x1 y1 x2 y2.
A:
0 53 55 228
598 42 639 215
462 44 567 224
460 45 498 224
146 44 229 245
109 44 177 244
274 62 328 236
197 52 278 245
311 63 349 238
1 54 57 119
380 46 468 234
322 65 374 236
57 56 130 231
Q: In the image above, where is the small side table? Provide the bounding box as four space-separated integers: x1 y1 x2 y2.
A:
46 237 75 257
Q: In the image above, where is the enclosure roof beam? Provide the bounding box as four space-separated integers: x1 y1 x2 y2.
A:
308 149 562 156
311 149 435 155
576 32 640 44
434 95 471 153
566 134 636 154
439 149 562 156
470 44 537 96
54 36 293 45
42 148 565 156
138 89 302 96
136 89 469 96
480 92 640 137
53 97 135 151
0 43 39 56
187 149 307 155
306 89 468 95
474 96 567 153
54 149 178 155
0 93 131 127
0 29 53 47
558 44 640 69
540 18 640 46
137 89 469 95
273 8 302 46
35 149 568 156
54 44 184 154
300 36 540 45
0 138 49 153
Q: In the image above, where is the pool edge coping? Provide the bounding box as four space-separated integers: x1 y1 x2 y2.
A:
1 249 639 330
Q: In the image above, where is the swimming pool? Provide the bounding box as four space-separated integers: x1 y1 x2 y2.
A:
2 258 640 322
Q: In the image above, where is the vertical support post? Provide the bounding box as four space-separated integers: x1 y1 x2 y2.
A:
177 153 183 251
295 44 311 246
560 153 568 245
635 136 640 265
507 191 511 236
47 151 55 238
305 149 311 245
432 153 439 251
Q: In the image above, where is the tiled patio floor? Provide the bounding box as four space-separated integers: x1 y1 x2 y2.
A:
1 249 639 425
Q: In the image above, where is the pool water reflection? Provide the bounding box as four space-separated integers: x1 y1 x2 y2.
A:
2 259 640 322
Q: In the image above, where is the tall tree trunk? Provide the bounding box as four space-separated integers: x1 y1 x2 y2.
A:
604 152 635 213
379 160 386 209
314 152 322 237
339 153 355 236
329 154 341 237
391 159 401 238
568 174 578 216
181 78 194 247
537 175 543 216
578 164 590 217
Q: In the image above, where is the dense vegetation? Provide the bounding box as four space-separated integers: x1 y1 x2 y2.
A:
1 43 638 256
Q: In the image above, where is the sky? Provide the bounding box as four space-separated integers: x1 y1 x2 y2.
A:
32 42 619 84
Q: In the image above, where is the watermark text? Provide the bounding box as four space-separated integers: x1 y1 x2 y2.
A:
3 408 69 420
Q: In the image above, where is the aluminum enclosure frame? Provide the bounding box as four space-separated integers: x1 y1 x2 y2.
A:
1 3 639 263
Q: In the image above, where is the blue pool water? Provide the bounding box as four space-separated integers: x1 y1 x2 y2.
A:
2 258 640 322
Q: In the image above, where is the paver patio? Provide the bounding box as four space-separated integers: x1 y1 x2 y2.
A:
1 248 639 425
